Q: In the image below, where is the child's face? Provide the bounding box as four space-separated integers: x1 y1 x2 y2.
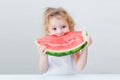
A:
48 17 70 36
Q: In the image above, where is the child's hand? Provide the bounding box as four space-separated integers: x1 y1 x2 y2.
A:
37 45 47 56
84 35 92 47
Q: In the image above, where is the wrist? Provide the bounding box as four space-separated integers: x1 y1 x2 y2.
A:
40 53 47 56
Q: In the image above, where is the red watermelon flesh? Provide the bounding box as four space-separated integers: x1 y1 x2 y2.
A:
35 31 88 56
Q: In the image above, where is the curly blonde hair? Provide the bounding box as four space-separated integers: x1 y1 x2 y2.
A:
43 7 75 35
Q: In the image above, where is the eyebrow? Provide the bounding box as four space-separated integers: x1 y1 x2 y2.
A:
58 23 65 26
50 26 57 29
50 23 66 28
51 26 56 28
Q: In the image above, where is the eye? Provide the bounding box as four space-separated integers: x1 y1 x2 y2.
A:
52 28 57 30
62 26 66 28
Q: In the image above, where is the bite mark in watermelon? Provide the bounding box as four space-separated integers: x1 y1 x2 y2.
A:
35 31 88 56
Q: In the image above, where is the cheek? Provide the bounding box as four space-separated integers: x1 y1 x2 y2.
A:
48 29 56 35
64 27 70 32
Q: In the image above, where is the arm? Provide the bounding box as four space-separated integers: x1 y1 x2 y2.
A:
73 35 92 71
37 46 49 74
73 47 88 71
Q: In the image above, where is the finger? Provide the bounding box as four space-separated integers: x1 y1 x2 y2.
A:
41 46 47 53
42 49 46 53
42 45 46 49
37 46 44 52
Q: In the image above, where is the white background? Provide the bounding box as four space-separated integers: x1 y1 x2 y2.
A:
0 0 120 74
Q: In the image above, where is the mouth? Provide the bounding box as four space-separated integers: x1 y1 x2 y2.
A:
56 34 64 36
56 32 70 36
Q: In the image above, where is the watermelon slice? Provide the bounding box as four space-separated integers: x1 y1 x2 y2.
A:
35 31 88 56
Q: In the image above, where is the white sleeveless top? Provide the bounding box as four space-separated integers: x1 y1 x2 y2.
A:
44 55 77 75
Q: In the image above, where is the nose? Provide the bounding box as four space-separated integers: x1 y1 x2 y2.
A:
57 29 62 34
56 29 63 36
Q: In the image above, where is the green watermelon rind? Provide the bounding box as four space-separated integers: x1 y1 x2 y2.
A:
46 41 87 56
82 30 88 36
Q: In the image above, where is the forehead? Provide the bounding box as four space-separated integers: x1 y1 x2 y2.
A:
49 17 67 25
